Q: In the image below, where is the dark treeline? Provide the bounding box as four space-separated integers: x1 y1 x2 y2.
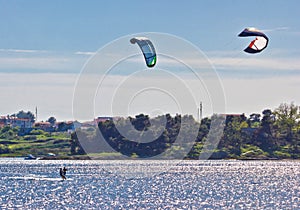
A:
71 102 300 159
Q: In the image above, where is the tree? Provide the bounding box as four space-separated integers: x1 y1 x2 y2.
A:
0 126 19 140
15 110 35 122
274 102 300 157
130 114 151 131
274 102 299 142
219 115 246 156
261 109 275 134
56 122 72 132
255 109 276 152
247 113 261 128
47 116 57 126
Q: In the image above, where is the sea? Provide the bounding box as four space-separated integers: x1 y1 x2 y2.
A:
0 159 299 209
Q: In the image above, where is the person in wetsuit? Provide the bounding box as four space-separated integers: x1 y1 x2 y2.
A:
60 167 66 180
63 167 67 176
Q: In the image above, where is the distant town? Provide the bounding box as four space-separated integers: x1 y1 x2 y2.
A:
0 110 114 136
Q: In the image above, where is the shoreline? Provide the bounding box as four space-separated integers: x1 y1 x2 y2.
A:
1 155 299 161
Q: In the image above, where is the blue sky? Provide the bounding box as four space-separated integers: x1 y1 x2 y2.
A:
1 1 299 52
0 1 299 121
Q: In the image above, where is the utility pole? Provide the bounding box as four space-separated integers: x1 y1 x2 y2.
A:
199 102 203 122
35 106 38 122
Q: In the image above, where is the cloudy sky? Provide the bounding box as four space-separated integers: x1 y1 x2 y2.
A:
0 0 299 121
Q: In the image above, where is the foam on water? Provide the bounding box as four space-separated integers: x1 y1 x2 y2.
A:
10 176 72 182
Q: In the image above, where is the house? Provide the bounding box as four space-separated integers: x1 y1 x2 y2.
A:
0 116 8 126
0 116 34 136
0 116 34 128
34 121 55 132
79 120 96 130
0 116 7 128
56 120 82 132
72 120 82 130
10 117 34 129
0 121 5 128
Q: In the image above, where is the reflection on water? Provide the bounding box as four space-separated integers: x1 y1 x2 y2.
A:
0 159 299 209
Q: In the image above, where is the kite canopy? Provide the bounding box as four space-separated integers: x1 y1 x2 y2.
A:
130 37 157 67
238 28 269 54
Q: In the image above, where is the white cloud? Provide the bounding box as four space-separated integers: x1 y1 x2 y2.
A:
125 48 300 76
0 55 87 73
211 56 300 71
0 49 50 53
1 45 299 81
262 27 289 33
74 51 96 56
0 57 68 69
2 45 298 78
0 71 299 121
203 49 300 77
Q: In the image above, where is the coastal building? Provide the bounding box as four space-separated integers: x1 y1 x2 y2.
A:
0 116 34 129
0 116 8 128
12 118 33 128
79 120 95 130
34 121 55 132
0 116 34 136
56 120 82 132
0 121 5 128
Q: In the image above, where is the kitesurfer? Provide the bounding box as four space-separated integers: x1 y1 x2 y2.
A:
63 167 67 176
60 167 66 180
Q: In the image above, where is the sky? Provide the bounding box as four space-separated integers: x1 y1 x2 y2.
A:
0 0 299 121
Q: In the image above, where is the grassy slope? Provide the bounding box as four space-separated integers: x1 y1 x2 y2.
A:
0 132 298 159
0 132 71 157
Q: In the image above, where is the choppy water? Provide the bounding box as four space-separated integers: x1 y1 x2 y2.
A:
0 159 299 209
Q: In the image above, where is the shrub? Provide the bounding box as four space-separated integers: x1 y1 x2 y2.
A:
30 129 46 135
273 151 291 159
24 135 37 140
